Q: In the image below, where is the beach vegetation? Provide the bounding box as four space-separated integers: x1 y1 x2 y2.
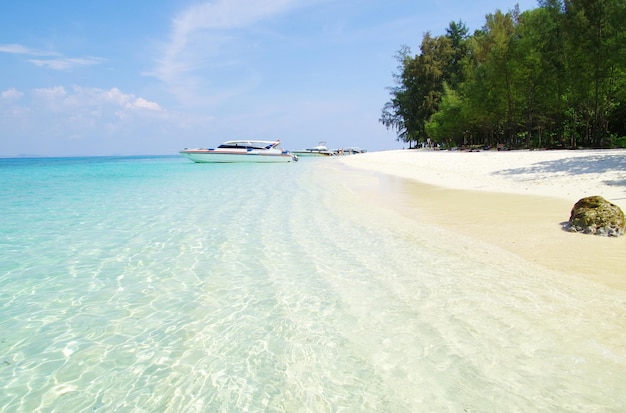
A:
381 0 626 150
613 136 626 148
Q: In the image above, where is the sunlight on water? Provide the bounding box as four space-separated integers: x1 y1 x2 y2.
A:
0 156 624 412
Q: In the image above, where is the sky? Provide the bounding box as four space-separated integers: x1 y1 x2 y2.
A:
0 0 538 157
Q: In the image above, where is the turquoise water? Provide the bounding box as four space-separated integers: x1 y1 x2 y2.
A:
1 156 625 412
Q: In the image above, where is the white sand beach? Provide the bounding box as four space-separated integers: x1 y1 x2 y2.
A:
337 149 626 290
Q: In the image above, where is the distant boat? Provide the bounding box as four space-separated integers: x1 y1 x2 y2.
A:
291 142 335 157
340 147 367 155
179 140 297 163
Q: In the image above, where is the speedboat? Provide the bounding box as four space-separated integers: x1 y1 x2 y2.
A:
179 140 297 163
291 142 336 157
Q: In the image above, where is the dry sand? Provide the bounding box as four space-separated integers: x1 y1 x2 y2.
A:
337 149 626 290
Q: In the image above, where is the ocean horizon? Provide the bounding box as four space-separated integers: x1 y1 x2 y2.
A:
1 155 624 412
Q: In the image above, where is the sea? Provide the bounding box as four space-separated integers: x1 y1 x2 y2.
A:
1 155 624 412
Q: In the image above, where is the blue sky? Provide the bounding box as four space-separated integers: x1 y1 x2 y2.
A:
0 0 537 157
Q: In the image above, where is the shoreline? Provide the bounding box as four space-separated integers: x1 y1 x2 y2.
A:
335 149 626 290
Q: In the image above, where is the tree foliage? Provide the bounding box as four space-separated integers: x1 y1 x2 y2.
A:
381 0 626 149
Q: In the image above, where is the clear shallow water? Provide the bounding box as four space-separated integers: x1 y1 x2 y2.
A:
0 156 625 412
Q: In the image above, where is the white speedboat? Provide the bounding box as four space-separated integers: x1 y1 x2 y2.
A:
179 140 297 163
291 142 336 157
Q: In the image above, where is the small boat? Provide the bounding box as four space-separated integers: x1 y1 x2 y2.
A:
179 140 297 163
291 142 336 157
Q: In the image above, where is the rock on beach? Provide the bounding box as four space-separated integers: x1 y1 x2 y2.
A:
567 195 625 237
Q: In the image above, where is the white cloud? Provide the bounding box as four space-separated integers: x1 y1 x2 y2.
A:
151 0 321 104
0 43 104 70
97 88 163 111
0 43 59 56
1 88 23 99
27 56 105 71
102 87 133 106
128 97 162 111
33 86 67 99
31 86 163 114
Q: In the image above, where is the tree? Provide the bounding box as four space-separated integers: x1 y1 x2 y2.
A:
380 34 453 146
513 6 565 147
460 10 519 146
445 20 470 89
380 45 418 147
382 2 626 148
425 83 466 147
563 0 626 146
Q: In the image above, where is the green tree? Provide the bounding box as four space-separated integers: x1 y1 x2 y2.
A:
380 34 453 146
425 83 466 147
412 33 454 141
534 0 568 146
445 20 470 89
563 0 626 146
380 45 419 147
513 6 565 147
461 10 518 146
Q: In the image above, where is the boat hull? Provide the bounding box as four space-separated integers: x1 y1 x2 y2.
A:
291 150 334 157
180 150 295 163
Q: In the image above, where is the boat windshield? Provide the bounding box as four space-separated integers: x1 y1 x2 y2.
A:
218 141 275 150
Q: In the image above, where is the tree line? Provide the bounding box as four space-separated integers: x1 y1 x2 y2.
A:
380 0 626 150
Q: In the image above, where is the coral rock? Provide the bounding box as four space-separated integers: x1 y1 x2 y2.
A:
567 196 625 237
